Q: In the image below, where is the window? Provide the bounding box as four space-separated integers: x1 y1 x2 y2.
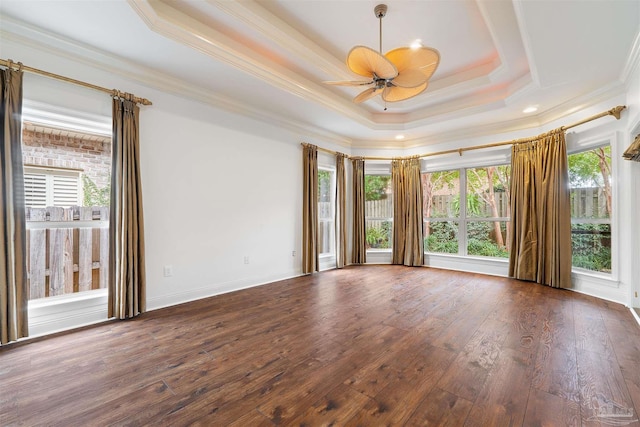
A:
422 170 459 254
568 145 612 273
318 168 335 256
465 166 510 258
22 123 111 300
423 164 511 258
24 166 82 208
365 173 392 250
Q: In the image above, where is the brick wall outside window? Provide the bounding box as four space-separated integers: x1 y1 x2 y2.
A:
21 124 111 189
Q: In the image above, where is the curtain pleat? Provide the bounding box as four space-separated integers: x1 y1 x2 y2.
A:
335 153 347 268
302 144 318 274
392 158 424 266
351 158 366 264
109 95 146 319
0 68 28 345
392 160 406 264
508 131 571 288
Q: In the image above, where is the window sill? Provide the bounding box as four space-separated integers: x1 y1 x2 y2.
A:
28 289 109 338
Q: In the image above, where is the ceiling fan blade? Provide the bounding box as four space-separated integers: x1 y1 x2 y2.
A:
392 69 428 88
382 82 428 102
385 46 440 80
323 80 374 86
353 87 382 103
347 46 398 80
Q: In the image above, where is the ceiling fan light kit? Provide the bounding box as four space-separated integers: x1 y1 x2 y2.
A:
326 4 440 105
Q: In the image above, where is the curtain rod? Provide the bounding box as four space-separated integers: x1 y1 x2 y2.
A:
0 58 152 106
306 105 626 161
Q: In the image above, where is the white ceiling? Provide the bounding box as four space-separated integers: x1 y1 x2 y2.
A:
0 0 638 149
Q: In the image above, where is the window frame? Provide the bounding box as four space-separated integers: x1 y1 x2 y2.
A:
317 165 336 258
566 137 615 277
364 163 393 253
423 162 511 259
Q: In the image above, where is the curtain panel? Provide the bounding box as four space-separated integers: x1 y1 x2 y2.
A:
109 95 147 319
0 67 28 344
302 144 318 274
392 158 424 266
351 157 366 264
508 130 572 288
335 153 347 268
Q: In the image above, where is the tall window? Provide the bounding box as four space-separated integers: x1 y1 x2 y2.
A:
318 168 335 256
465 166 510 257
22 123 111 300
365 174 392 250
568 145 612 273
422 170 459 254
422 164 511 258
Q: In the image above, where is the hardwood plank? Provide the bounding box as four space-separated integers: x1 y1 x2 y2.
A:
288 383 371 426
405 387 473 426
464 348 534 427
522 388 581 427
577 348 637 425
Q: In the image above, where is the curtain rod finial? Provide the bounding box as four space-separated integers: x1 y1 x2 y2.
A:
610 105 625 120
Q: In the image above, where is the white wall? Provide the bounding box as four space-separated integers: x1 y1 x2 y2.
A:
140 97 304 310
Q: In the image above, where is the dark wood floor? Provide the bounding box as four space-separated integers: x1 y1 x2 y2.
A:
1 266 639 426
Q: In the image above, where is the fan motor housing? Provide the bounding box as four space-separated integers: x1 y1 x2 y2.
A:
374 4 387 18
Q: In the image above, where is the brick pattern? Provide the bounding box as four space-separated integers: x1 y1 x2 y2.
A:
22 128 112 188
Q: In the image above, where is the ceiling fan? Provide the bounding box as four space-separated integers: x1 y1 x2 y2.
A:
325 4 440 105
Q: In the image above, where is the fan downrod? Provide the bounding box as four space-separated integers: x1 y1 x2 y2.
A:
374 4 387 18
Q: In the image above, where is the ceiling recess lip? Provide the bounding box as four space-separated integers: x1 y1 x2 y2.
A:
128 0 534 130
129 0 376 127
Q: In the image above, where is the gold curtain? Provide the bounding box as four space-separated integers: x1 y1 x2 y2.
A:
508 130 572 288
392 158 424 266
335 153 347 268
392 160 406 264
0 67 28 344
302 144 318 274
351 157 366 264
109 95 146 319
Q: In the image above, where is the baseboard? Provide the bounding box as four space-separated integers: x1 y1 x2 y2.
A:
146 271 304 311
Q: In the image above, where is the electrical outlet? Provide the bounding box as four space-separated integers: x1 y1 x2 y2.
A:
244 256 250 264
292 250 296 257
635 291 638 298
163 265 173 277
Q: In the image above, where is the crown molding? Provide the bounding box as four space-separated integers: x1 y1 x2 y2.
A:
128 0 372 127
621 30 640 88
207 0 351 81
0 18 353 148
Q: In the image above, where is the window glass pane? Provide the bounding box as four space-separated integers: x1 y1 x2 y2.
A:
23 125 111 300
318 169 335 256
568 145 612 273
465 165 511 218
365 175 392 250
569 146 611 219
467 221 509 258
421 170 460 219
424 220 458 254
366 219 393 249
571 223 611 273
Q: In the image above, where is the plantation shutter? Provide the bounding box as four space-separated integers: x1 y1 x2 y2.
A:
23 172 47 208
53 174 80 206
23 168 81 208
